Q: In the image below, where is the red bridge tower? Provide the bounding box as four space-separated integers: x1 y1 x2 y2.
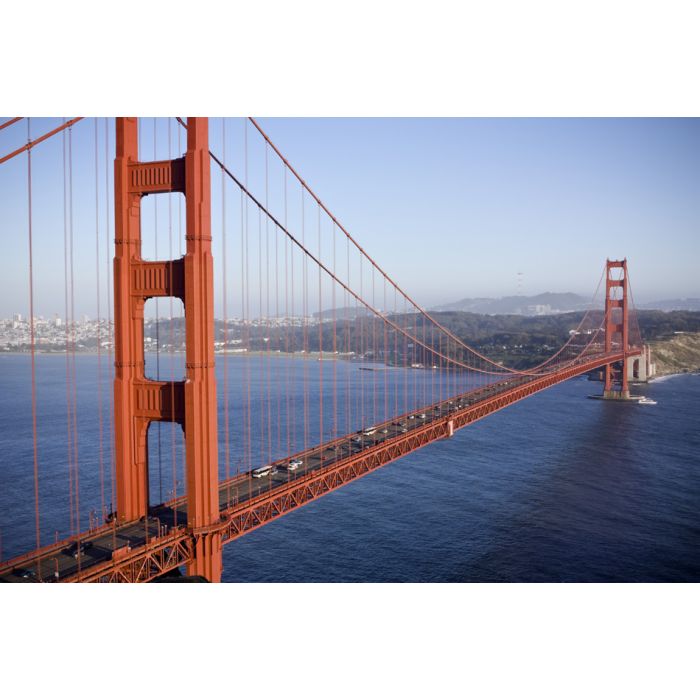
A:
113 117 222 581
603 258 630 399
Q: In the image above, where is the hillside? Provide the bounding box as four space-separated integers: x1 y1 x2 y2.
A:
431 292 588 315
647 332 700 376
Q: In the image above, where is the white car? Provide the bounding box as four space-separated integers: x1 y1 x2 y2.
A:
287 458 303 471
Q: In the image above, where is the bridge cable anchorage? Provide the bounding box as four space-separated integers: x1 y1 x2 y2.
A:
0 117 83 166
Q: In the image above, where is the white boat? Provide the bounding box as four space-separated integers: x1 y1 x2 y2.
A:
638 397 657 405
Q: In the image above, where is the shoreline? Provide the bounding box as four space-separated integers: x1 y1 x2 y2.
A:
0 350 371 363
649 371 699 383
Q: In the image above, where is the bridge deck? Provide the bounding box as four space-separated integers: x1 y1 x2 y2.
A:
0 351 625 582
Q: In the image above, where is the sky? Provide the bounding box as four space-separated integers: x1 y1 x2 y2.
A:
0 117 698 319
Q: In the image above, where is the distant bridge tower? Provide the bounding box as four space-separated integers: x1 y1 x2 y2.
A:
113 117 222 581
603 258 630 399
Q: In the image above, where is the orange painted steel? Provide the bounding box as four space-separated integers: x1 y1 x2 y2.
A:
112 117 221 581
181 118 222 581
604 259 630 397
64 531 193 583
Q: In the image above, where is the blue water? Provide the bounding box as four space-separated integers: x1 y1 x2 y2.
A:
1 354 698 581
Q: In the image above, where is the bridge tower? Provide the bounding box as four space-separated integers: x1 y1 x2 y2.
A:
113 117 222 581
603 258 630 399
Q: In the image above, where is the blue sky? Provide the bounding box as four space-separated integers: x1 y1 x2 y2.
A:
251 118 699 304
0 117 698 318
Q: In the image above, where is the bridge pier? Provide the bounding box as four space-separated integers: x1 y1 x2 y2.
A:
188 531 223 583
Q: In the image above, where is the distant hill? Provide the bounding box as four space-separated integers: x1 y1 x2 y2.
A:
638 298 700 312
431 292 590 316
315 296 700 322
313 306 371 321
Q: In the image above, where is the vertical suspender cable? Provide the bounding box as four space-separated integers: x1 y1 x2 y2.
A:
104 118 115 519
62 124 74 537
274 160 281 458
289 170 296 456
94 119 105 520
370 267 375 423
359 254 364 432
383 277 388 424
221 119 231 505
302 185 308 455
258 207 264 467
168 117 177 520
68 124 80 544
244 120 251 480
266 146 272 465
332 222 337 442
27 118 41 566
284 167 291 463
318 203 323 449
154 117 162 504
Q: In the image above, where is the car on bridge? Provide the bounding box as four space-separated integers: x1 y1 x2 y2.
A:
63 541 93 559
12 567 36 580
284 458 303 471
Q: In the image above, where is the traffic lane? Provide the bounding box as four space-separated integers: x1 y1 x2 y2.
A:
3 518 164 582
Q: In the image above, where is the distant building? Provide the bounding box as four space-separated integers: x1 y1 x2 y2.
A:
526 304 552 316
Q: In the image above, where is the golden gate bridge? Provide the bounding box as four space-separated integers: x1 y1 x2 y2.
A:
0 117 646 582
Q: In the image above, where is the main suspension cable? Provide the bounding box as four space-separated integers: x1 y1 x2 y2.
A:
0 117 83 165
